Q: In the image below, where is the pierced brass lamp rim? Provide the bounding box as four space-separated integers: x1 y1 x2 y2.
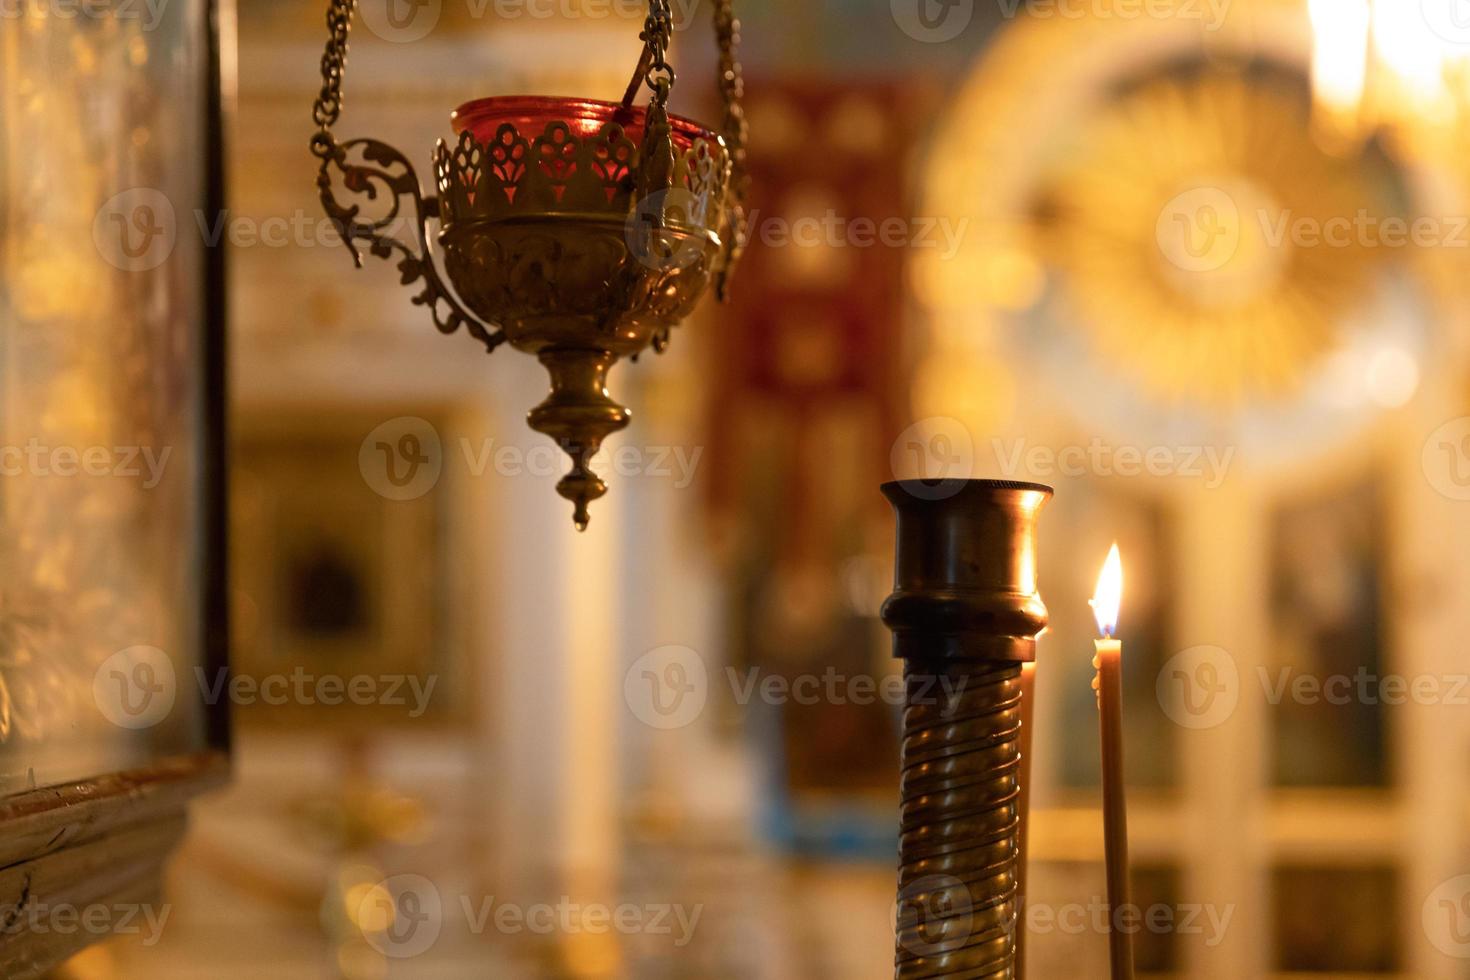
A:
441 213 725 242
451 94 723 146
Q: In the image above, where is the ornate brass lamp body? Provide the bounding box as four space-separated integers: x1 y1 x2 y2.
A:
311 0 747 528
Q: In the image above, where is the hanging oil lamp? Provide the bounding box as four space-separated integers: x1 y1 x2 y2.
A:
310 0 748 529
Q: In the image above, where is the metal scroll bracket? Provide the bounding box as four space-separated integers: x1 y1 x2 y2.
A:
314 135 506 355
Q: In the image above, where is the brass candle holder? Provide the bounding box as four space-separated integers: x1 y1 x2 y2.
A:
310 0 748 529
881 479 1052 980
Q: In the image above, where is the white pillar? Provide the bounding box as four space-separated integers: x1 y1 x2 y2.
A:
480 362 623 907
1173 481 1271 979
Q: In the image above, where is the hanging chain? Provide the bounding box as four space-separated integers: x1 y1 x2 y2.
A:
714 0 746 181
311 0 357 159
623 0 677 108
714 0 748 299
644 0 676 102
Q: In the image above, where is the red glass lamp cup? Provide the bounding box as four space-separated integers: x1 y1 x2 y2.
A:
451 95 718 149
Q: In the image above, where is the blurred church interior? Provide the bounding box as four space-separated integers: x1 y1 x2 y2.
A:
6 0 1470 977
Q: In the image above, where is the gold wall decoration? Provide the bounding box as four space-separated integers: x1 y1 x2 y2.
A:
914 7 1433 471
1037 70 1383 407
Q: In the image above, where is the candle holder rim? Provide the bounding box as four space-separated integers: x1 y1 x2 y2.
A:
881 478 1055 498
450 94 721 143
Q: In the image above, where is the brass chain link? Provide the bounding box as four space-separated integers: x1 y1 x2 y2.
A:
714 0 746 169
643 0 675 96
311 0 357 159
714 2 747 234
622 0 677 108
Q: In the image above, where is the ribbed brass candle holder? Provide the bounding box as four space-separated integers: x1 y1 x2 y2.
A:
881 479 1052 980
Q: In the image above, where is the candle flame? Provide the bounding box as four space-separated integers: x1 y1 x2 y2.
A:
1090 543 1123 638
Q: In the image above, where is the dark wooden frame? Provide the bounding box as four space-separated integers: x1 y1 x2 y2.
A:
0 2 232 973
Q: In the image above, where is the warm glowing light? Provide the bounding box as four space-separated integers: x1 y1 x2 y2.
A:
1372 2 1451 111
1309 0 1371 123
1309 0 1470 141
1365 347 1421 408
1090 543 1123 638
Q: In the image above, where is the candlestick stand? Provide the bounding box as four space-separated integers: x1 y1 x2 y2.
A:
881 480 1052 980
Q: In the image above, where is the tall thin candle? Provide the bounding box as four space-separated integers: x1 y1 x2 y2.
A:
1090 544 1134 980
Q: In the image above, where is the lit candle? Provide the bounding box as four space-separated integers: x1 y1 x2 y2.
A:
1090 543 1134 980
